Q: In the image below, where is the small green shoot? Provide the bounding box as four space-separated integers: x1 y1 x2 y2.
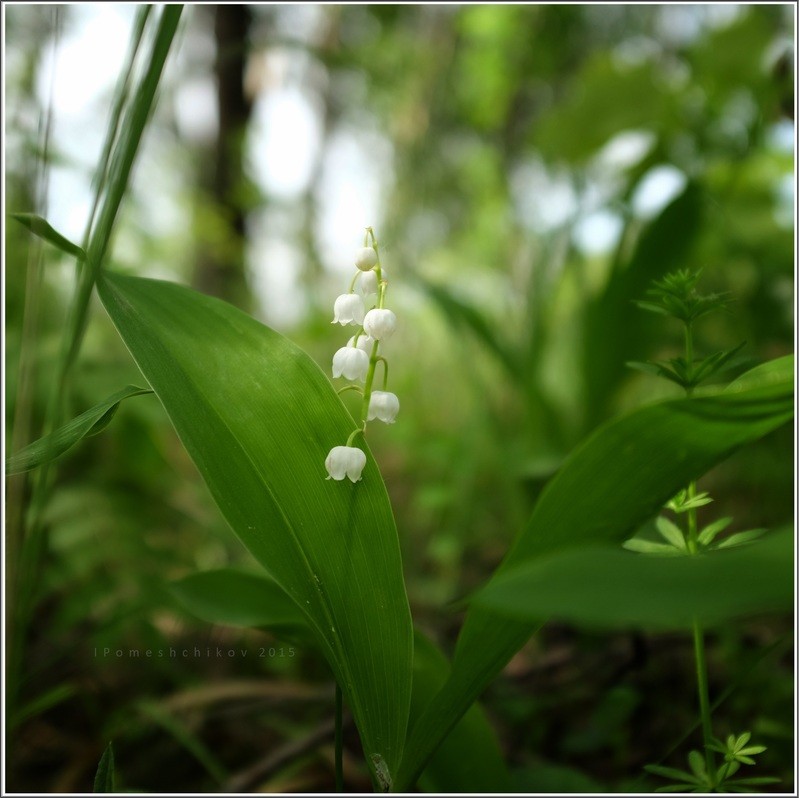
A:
646 732 778 793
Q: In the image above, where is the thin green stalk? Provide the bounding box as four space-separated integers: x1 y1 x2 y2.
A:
686 481 698 554
683 319 714 780
5 9 61 719
358 232 384 429
7 5 183 721
335 682 344 792
692 619 715 780
360 340 380 429
83 4 152 250
684 321 694 386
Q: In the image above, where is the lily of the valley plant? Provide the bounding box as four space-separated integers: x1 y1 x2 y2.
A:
326 227 399 483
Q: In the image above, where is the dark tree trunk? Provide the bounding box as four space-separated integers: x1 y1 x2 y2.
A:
193 4 254 309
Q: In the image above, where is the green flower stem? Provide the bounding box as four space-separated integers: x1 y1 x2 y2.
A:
335 682 344 792
684 322 694 388
376 357 389 391
693 619 715 781
683 318 714 780
686 480 699 554
360 340 380 430
348 271 360 294
688 482 714 779
345 428 364 447
337 385 363 396
366 227 387 309
358 226 385 430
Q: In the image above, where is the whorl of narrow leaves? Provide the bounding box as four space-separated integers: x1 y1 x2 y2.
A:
636 268 730 324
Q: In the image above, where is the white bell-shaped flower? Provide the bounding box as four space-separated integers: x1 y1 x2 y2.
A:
355 246 378 271
332 293 365 326
359 269 378 296
363 308 397 341
325 445 367 482
368 391 400 424
347 334 375 353
332 346 369 381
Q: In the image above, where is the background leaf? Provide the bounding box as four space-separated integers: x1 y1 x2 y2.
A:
169 567 509 792
395 367 793 789
93 742 115 793
96 271 413 786
474 528 792 629
6 386 152 474
11 213 86 259
411 631 511 793
170 568 310 636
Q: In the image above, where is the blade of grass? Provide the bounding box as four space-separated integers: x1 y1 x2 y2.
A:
10 213 85 259
93 742 116 793
6 386 152 474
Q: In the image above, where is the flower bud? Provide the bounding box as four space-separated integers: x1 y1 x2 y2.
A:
347 334 375 354
332 346 370 381
363 308 397 341
332 293 365 326
368 391 400 424
360 269 378 296
355 246 378 271
325 446 367 482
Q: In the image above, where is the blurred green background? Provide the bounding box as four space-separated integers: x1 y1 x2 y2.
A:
4 4 794 793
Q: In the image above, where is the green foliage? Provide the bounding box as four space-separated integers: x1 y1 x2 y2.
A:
395 364 792 789
636 269 730 325
10 213 85 260
475 528 791 630
169 568 509 792
6 386 152 474
4 4 793 793
96 270 413 786
93 742 115 793
645 731 778 793
630 269 746 392
170 568 310 637
411 632 511 793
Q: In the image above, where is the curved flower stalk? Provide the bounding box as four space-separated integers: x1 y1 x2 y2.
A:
325 227 399 482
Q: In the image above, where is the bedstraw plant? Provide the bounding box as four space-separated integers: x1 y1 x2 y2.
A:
626 270 780 793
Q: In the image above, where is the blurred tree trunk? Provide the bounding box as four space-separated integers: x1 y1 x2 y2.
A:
192 4 254 310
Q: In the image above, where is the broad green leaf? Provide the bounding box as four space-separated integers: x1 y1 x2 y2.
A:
11 213 86 260
725 354 793 394
93 742 115 793
583 183 704 431
474 529 792 630
170 568 309 637
5 386 152 475
97 271 413 787
412 631 510 793
395 365 792 790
